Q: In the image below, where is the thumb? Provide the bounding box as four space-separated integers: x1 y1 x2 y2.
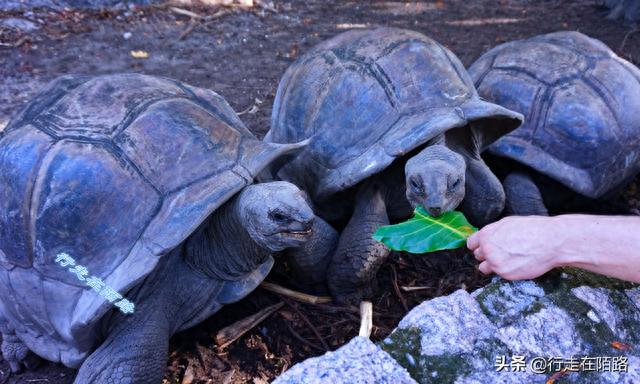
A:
467 231 480 251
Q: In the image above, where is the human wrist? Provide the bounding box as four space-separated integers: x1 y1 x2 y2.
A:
548 215 600 268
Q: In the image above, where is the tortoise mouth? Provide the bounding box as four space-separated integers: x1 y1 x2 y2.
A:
285 228 312 237
266 228 313 245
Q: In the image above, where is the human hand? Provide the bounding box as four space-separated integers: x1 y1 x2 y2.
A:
466 216 565 280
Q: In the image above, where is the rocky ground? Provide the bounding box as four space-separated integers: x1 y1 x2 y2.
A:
1 0 639 383
277 271 640 384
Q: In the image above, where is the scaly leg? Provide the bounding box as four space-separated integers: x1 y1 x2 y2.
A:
503 171 549 216
460 158 506 227
74 310 171 384
0 311 39 373
285 216 338 294
327 182 390 305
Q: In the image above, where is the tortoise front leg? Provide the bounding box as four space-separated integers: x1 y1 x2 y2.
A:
0 311 40 373
74 311 171 384
327 182 390 305
503 171 549 216
460 158 507 226
1 326 28 373
285 216 338 294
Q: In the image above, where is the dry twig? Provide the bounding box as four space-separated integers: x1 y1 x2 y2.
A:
283 320 324 352
215 301 284 349
260 282 332 304
170 6 203 19
400 285 433 292
390 265 408 312
358 301 373 338
285 300 329 351
179 21 198 40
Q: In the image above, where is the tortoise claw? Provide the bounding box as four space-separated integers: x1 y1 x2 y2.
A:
1 332 31 373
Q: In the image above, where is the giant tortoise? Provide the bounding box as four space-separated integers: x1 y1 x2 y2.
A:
265 27 523 303
469 31 640 215
0 73 315 383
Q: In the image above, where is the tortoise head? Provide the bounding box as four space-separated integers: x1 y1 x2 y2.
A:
239 181 315 252
405 145 466 217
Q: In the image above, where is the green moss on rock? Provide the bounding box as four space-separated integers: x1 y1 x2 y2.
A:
380 327 514 383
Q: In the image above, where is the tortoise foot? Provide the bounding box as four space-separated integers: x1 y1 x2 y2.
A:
1 333 33 373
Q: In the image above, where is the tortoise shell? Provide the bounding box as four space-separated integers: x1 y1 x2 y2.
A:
469 31 640 198
0 73 303 366
265 27 522 202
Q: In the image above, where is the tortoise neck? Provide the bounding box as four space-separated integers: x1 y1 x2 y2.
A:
184 195 270 280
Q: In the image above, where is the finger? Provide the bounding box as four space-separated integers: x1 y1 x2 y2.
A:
467 231 480 250
478 261 492 275
473 247 485 261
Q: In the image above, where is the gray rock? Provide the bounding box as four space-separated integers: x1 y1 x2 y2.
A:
496 304 583 357
379 271 640 384
572 286 627 338
396 290 496 356
278 271 640 384
274 336 417 384
471 279 544 327
624 287 640 311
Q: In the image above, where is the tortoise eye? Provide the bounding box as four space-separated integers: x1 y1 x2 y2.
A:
270 210 290 223
450 177 462 190
409 177 423 193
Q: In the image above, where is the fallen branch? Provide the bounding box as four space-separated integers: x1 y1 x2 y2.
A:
401 285 433 292
179 21 198 40
285 299 330 351
215 301 284 349
170 6 203 19
237 104 259 116
260 281 332 304
358 301 373 339
390 265 408 312
283 320 324 352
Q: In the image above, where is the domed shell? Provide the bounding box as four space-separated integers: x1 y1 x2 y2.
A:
469 31 640 198
0 74 304 366
265 27 522 202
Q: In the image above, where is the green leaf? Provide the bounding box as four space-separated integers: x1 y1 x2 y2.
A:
372 207 477 254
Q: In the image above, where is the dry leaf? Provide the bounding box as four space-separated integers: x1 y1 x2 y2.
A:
130 50 149 59
546 368 569 384
181 363 195 384
611 341 632 350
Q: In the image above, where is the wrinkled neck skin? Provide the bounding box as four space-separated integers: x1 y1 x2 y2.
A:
446 125 506 226
377 161 413 220
184 195 271 281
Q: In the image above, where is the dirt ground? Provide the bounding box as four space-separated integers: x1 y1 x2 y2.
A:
1 1 639 383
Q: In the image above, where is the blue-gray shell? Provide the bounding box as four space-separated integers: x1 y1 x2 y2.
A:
469 31 640 198
266 27 523 202
0 74 303 366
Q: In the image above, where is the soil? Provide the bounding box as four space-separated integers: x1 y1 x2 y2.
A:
0 1 639 383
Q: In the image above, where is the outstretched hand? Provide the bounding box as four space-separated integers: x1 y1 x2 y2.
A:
467 214 640 284
466 216 564 280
